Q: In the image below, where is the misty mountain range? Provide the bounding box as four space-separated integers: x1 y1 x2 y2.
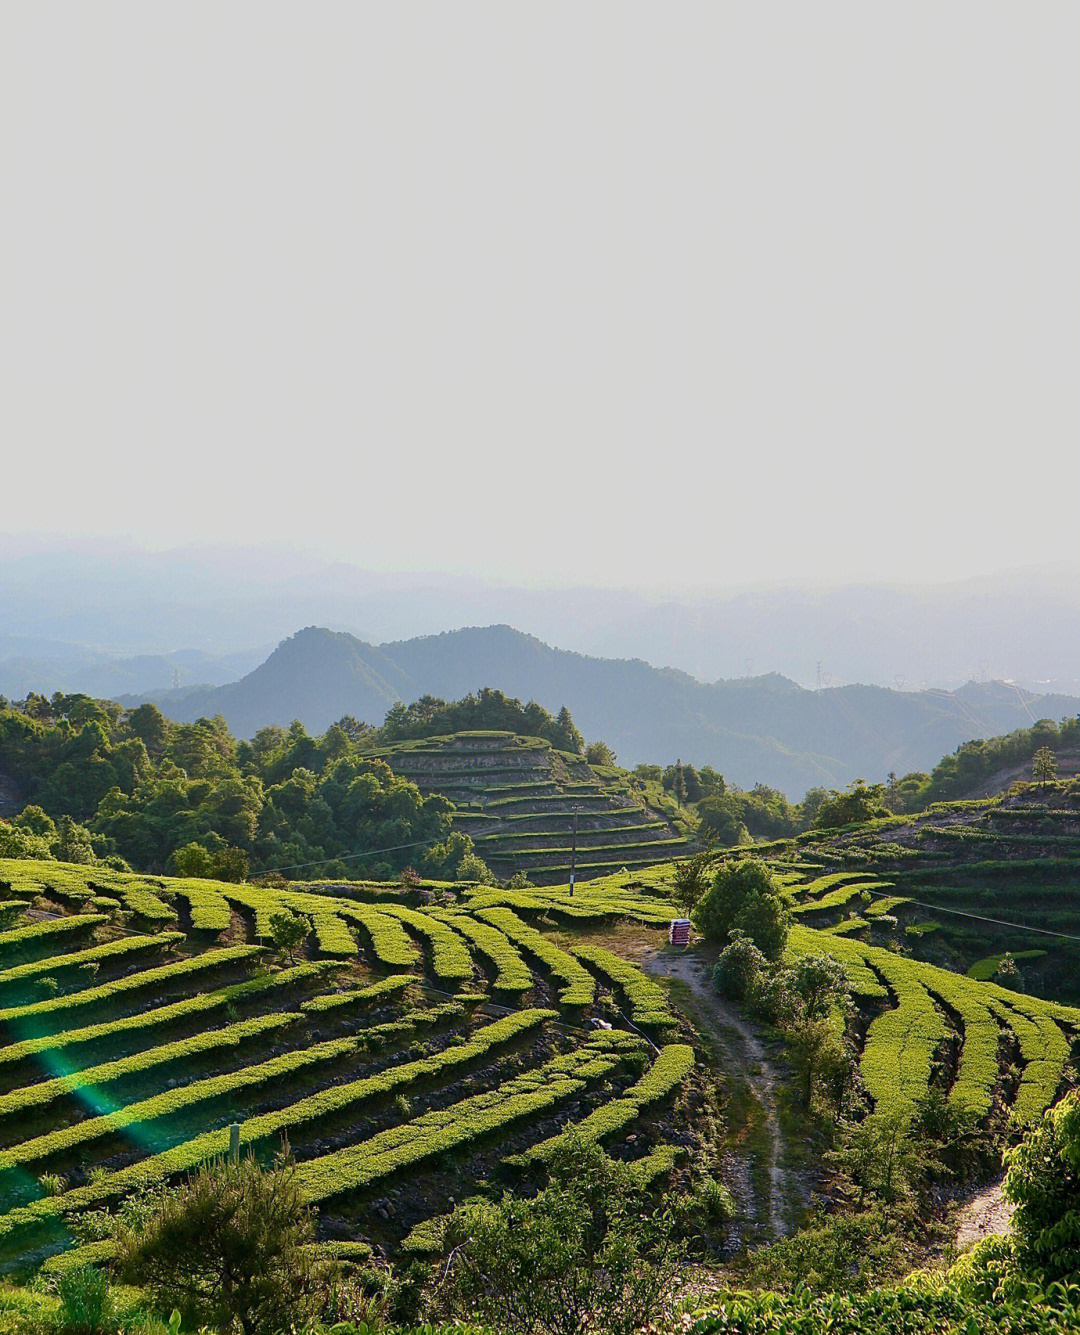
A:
102 625 1080 798
3 539 1079 694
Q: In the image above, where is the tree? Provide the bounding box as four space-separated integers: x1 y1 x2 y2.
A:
267 910 309 963
552 705 584 755
693 858 791 960
585 740 617 767
1004 1090 1080 1285
115 1149 318 1335
713 932 768 1001
13 804 57 840
813 780 891 829
829 1112 919 1209
1033 746 1058 787
696 794 750 847
455 849 494 884
437 1130 682 1335
790 952 851 1021
170 842 214 878
671 845 715 917
56 815 96 865
788 1015 853 1109
209 845 250 883
125 703 171 759
673 760 687 807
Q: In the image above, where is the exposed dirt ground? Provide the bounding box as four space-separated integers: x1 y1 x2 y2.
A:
640 945 794 1239
953 1178 1015 1247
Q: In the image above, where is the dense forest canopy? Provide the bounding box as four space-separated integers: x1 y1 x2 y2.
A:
0 693 501 881
2 688 1077 880
380 687 584 753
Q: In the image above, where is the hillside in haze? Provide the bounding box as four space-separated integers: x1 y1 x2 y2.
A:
131 626 1080 796
4 539 1079 694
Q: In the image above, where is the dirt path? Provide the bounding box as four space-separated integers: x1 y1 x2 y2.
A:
954 1179 1014 1247
641 946 791 1239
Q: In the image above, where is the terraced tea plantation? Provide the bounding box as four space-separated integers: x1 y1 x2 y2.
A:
780 866 1080 1128
772 780 1080 1000
0 858 694 1278
373 731 694 881
1 851 1078 1287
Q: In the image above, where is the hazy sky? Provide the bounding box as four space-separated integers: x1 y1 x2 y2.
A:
3 3 1078 591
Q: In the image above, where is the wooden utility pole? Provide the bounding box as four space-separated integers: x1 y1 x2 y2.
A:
569 813 578 897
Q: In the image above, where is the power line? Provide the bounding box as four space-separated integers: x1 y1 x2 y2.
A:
262 838 436 875
866 892 1080 944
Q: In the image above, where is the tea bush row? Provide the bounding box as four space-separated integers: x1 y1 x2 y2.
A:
428 910 533 992
474 908 595 1005
569 942 675 1026
0 944 263 1033
0 960 337 1072
0 1009 300 1120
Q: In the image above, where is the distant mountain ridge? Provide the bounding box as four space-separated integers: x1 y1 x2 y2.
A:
127 626 1080 797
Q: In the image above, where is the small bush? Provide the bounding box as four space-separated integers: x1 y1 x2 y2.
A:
713 934 768 1001
52 1265 112 1335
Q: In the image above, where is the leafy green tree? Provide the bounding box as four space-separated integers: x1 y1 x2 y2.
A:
788 1016 854 1109
790 953 851 1021
672 845 716 917
693 858 790 960
1033 745 1058 787
456 850 493 884
712 932 768 1001
437 1130 682 1335
13 804 57 840
267 910 309 963
552 705 584 755
585 740 617 767
0 820 57 860
210 846 250 883
673 761 687 807
1004 1090 1080 1284
696 795 750 847
56 815 96 865
830 1111 919 1209
170 842 214 878
124 702 171 759
695 859 791 960
813 780 891 830
115 1150 318 1335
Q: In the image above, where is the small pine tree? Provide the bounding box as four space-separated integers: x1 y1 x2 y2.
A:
1033 746 1058 787
115 1149 317 1335
673 760 687 808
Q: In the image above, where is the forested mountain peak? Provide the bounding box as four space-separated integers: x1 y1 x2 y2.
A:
124 627 1080 798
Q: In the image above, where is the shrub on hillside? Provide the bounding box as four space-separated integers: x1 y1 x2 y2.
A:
1005 1089 1080 1285
713 933 768 1001
434 1129 683 1335
115 1149 318 1335
693 858 790 960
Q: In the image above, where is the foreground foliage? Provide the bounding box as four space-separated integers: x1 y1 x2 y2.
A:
434 1132 682 1335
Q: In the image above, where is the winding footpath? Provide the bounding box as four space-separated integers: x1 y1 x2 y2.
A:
642 946 789 1239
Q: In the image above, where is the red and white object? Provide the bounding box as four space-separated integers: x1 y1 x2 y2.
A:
669 918 692 946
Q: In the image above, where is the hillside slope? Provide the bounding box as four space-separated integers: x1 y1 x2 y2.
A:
373 731 694 883
133 627 1080 795
759 779 1080 1003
